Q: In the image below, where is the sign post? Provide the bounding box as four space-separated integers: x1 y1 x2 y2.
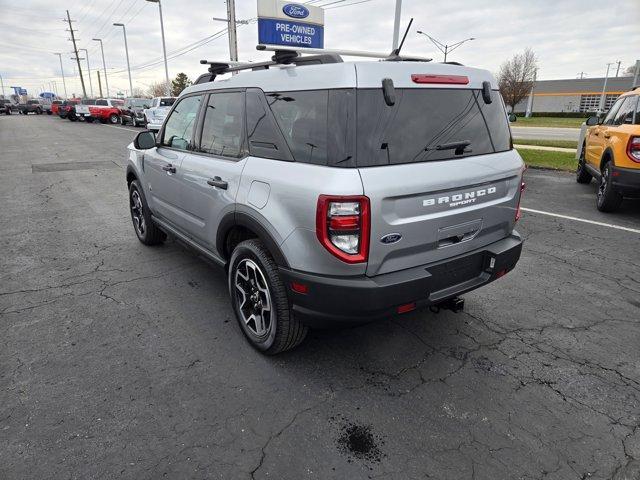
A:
257 0 324 49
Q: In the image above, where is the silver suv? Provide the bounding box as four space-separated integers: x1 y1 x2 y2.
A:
126 53 525 354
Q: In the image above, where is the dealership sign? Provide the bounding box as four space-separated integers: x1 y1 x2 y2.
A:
257 0 324 49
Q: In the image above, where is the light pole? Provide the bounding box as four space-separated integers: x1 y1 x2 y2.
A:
392 0 402 50
416 31 475 62
599 62 614 113
146 0 171 96
0 73 4 97
113 23 133 96
92 38 109 97
79 48 94 97
53 52 68 98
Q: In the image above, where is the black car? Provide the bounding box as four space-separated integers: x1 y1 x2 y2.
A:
58 100 79 120
120 98 150 127
19 99 44 115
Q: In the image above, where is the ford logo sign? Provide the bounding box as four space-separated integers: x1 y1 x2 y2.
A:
380 233 402 245
282 3 309 19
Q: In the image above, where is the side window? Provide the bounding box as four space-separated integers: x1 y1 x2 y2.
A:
95 99 108 106
614 96 636 126
635 97 640 125
246 88 292 161
267 90 328 165
199 91 244 158
161 95 202 151
603 98 623 125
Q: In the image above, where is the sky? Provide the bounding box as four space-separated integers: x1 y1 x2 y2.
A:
0 0 638 98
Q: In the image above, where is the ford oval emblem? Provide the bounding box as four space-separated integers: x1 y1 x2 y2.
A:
282 3 309 19
380 233 402 245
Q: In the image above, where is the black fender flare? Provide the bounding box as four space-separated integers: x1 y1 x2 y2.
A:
217 211 289 268
125 165 138 185
600 147 615 171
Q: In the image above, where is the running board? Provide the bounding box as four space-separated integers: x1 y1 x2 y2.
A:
151 215 226 267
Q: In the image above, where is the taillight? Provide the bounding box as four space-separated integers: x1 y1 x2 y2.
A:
411 74 469 85
627 136 640 163
316 195 370 264
515 180 526 222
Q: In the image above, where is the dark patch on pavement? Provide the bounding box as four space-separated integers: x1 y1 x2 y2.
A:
32 160 120 172
337 422 384 462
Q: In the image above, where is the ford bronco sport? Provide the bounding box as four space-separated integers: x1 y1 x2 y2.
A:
577 87 640 212
126 50 525 354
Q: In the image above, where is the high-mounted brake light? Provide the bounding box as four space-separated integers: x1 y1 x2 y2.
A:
627 136 640 163
411 74 469 85
316 195 370 264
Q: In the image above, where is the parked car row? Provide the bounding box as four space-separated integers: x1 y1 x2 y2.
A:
1 98 54 115
51 96 177 130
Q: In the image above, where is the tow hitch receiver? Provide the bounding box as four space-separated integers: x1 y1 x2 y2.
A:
431 297 465 314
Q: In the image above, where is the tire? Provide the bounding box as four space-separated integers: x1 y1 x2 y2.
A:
143 116 149 128
128 180 166 246
120 116 127 125
85 117 94 123
68 114 77 122
108 113 119 124
228 239 308 355
47 110 52 115
36 108 42 115
596 161 623 212
576 144 592 184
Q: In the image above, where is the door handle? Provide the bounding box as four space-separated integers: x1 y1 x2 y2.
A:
207 176 228 190
162 163 176 174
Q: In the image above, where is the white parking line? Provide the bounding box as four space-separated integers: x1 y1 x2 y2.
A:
102 124 139 133
521 207 640 234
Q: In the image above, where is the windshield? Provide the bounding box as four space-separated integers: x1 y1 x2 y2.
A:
111 100 124 106
159 98 175 107
128 99 149 107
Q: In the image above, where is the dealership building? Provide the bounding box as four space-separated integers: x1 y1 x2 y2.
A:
513 76 636 114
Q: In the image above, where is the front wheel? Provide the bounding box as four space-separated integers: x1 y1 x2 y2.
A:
576 144 592 184
108 113 119 124
228 239 308 355
129 180 166 245
596 161 623 212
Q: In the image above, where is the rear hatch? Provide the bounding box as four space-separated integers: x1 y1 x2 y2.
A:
354 63 524 276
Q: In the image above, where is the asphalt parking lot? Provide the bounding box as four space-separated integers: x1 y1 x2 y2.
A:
2 114 640 480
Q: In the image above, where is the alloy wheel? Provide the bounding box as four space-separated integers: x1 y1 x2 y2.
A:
234 259 273 338
130 189 146 236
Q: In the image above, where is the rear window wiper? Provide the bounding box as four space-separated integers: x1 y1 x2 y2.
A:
425 140 471 155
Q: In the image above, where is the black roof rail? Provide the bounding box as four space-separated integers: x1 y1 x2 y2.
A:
194 52 343 85
442 61 464 66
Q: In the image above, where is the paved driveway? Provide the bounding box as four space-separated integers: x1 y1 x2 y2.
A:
1 115 639 480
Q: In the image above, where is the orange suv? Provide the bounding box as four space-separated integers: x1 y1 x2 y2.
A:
576 87 640 212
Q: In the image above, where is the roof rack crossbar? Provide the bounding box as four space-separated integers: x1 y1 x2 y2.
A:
256 44 431 62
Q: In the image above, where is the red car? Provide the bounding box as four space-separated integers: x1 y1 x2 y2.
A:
88 98 125 124
50 100 62 116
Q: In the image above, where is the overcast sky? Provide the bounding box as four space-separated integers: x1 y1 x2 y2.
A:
1 0 638 97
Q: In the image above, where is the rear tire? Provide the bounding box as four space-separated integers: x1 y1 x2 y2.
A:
228 239 308 355
129 180 166 246
596 161 623 212
576 143 592 184
109 113 119 124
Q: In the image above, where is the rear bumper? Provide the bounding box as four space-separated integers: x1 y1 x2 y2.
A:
280 233 523 328
612 166 640 197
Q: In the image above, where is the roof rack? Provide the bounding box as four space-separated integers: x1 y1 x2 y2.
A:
194 51 344 84
256 44 431 62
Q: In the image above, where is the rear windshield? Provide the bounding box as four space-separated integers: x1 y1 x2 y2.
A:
159 98 175 107
82 99 96 105
264 88 510 167
128 99 149 107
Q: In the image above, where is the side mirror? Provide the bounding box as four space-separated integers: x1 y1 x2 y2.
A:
134 130 156 150
586 116 600 126
508 113 517 123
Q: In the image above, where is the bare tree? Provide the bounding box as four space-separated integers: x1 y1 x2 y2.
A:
146 81 166 98
497 49 538 112
623 65 636 77
131 87 146 98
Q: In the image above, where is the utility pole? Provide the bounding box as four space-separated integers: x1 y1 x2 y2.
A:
633 60 640 88
577 72 587 79
392 0 402 50
0 73 4 97
525 69 537 118
113 23 133 97
146 0 171 96
93 38 109 97
97 70 103 97
615 60 622 77
65 10 86 98
416 31 475 63
79 48 93 97
599 62 614 113
53 53 68 98
226 0 239 62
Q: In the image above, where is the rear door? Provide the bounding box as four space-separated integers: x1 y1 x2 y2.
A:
177 90 246 251
354 69 523 276
144 94 203 230
586 97 624 166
